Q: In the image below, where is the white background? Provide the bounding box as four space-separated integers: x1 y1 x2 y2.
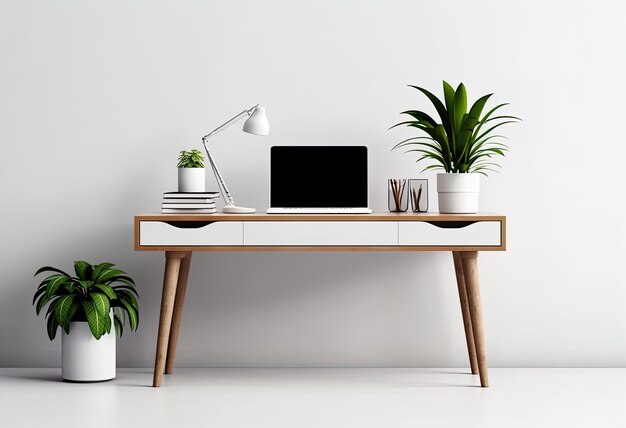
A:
1 0 625 368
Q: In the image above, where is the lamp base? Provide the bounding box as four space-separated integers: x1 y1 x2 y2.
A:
222 204 256 214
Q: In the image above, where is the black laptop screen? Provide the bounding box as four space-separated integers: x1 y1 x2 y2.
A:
270 146 368 208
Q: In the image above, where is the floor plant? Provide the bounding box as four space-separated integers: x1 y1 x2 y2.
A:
33 261 139 340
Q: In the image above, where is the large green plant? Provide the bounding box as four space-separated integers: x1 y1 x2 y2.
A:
33 261 139 340
392 81 520 175
177 149 205 168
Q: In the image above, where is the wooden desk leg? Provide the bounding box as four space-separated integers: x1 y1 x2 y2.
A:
165 251 192 375
460 251 489 388
152 251 186 387
452 252 479 375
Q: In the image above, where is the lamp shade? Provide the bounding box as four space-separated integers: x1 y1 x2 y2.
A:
243 106 270 135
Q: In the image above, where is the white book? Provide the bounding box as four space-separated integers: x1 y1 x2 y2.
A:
161 198 214 204
161 208 217 214
163 192 220 199
162 203 216 209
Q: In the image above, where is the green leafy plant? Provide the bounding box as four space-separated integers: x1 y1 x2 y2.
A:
392 81 520 175
177 149 205 168
33 261 139 340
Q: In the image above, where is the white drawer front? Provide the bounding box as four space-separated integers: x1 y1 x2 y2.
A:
140 221 243 246
244 221 398 246
398 221 501 246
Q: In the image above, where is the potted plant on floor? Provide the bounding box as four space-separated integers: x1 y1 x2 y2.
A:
177 149 206 192
33 261 139 382
392 81 520 213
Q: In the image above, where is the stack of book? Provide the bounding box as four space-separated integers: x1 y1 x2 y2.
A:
161 192 220 214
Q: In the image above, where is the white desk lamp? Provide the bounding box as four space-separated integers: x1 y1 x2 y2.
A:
201 104 269 214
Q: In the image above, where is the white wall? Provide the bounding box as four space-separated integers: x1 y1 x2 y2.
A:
1 0 625 368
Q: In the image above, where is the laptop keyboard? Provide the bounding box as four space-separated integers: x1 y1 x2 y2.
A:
267 208 373 214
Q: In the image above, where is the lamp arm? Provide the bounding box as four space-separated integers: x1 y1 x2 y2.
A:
202 104 258 140
202 136 235 206
200 104 260 208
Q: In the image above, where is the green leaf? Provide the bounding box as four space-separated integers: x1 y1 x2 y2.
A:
442 81 455 120
420 164 446 173
35 294 54 315
389 120 423 130
90 292 110 319
38 274 64 288
474 120 518 146
102 312 112 335
452 83 467 134
433 124 452 171
37 274 69 289
408 85 453 138
400 110 437 128
54 295 76 332
47 313 59 341
95 268 126 284
472 103 508 140
114 314 124 337
35 266 71 277
45 299 58 318
119 298 138 331
74 261 92 280
33 286 47 305
117 290 139 310
469 135 508 156
468 93 493 121
405 149 447 167
107 275 135 287
111 284 139 297
66 302 80 328
45 275 69 299
92 263 115 282
484 114 521 123
456 115 480 164
93 283 117 300
393 137 442 153
82 300 104 339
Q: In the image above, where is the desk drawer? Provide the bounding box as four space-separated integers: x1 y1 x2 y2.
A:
244 221 398 246
398 221 501 246
139 221 243 246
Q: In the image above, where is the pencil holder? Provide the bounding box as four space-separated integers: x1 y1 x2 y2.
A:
409 179 428 212
388 179 408 212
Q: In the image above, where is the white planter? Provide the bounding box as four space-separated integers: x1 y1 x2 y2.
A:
178 168 205 192
62 319 116 382
437 173 480 214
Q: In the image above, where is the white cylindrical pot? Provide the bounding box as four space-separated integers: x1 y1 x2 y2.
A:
178 168 205 192
62 319 116 382
437 173 480 214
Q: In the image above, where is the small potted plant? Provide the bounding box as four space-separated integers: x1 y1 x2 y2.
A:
33 261 139 382
392 81 520 213
177 149 206 192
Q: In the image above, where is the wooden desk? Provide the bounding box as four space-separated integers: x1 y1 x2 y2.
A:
134 213 506 387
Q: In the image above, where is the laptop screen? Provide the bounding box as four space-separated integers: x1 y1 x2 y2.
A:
270 146 368 208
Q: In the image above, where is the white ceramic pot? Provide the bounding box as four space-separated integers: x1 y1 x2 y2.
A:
62 318 116 382
437 173 480 214
178 168 205 192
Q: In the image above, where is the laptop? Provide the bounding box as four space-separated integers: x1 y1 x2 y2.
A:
267 146 373 214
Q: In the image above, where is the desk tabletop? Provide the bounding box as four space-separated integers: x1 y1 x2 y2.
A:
135 212 505 222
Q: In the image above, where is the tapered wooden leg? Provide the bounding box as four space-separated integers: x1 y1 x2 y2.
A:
460 251 489 387
165 251 192 374
153 251 186 387
452 252 479 375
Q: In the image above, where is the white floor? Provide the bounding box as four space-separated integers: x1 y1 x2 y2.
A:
1 368 625 428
